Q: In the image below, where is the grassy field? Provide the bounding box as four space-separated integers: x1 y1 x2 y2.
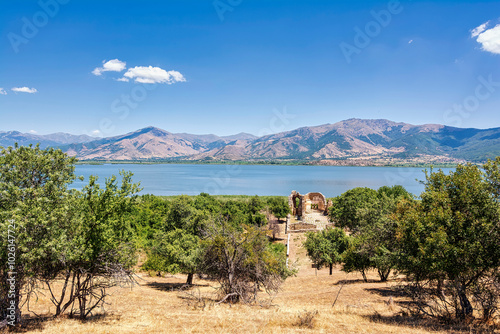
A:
5 230 482 334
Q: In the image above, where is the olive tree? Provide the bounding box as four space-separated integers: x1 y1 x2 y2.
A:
394 162 500 321
0 144 76 324
146 229 201 285
143 195 207 285
268 197 290 223
46 171 141 319
328 187 378 232
200 219 294 303
0 144 142 322
303 227 349 275
341 185 412 282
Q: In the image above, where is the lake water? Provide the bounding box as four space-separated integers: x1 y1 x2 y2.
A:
71 164 454 198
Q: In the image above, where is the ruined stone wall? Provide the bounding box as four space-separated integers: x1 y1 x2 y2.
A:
289 190 303 217
289 191 329 217
305 192 326 212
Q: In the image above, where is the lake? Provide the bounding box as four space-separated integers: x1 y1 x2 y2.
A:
71 164 454 197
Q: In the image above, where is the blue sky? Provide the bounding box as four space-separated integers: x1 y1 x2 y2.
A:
1 0 500 137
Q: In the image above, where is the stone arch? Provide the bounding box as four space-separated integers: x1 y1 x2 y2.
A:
289 190 303 217
289 191 329 218
304 192 327 213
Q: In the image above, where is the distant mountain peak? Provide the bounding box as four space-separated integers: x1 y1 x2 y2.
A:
3 119 500 162
221 132 258 141
132 126 171 137
0 131 97 148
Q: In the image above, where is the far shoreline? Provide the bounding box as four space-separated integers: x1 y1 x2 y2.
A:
73 159 461 168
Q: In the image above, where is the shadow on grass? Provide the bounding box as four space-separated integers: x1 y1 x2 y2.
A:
145 281 209 292
363 312 498 333
333 278 380 285
365 286 409 298
1 315 50 333
363 286 498 333
3 313 121 333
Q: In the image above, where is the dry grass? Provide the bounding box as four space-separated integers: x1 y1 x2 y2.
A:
3 232 486 333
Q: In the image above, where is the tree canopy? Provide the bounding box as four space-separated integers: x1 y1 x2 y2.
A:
304 227 349 275
394 161 500 320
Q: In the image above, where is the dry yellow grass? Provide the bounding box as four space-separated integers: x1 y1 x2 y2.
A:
2 232 475 333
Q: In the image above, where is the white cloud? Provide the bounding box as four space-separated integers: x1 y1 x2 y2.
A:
12 87 37 93
122 66 186 84
408 39 413 44
116 77 130 82
0 88 6 95
92 59 127 76
91 129 102 136
471 21 490 38
29 130 37 134
472 21 500 55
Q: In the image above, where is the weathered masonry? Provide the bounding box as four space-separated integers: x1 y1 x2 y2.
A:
288 190 330 219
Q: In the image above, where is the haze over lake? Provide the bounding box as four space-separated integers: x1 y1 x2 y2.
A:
71 164 453 197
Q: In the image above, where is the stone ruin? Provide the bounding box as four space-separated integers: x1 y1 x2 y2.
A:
288 190 330 219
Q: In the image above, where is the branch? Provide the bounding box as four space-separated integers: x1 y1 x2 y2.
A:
216 292 239 304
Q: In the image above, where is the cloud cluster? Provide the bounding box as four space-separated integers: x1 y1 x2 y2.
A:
472 21 500 55
122 66 186 84
0 88 6 95
92 59 185 84
12 87 38 93
92 59 127 76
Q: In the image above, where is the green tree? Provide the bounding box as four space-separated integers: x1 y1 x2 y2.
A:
0 144 76 324
342 235 372 281
129 194 170 247
377 185 412 200
394 163 500 320
144 194 208 284
342 185 411 281
246 195 267 226
328 187 378 232
147 229 201 285
332 185 411 282
303 228 349 275
200 219 294 303
165 195 197 232
47 171 141 319
248 195 264 214
268 197 290 223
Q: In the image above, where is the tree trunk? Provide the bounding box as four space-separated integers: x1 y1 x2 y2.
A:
437 278 444 298
378 268 390 282
457 286 473 319
329 264 333 275
186 273 194 285
54 271 72 316
361 270 367 282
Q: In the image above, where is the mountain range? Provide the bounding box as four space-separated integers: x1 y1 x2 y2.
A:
0 131 96 149
2 119 500 163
